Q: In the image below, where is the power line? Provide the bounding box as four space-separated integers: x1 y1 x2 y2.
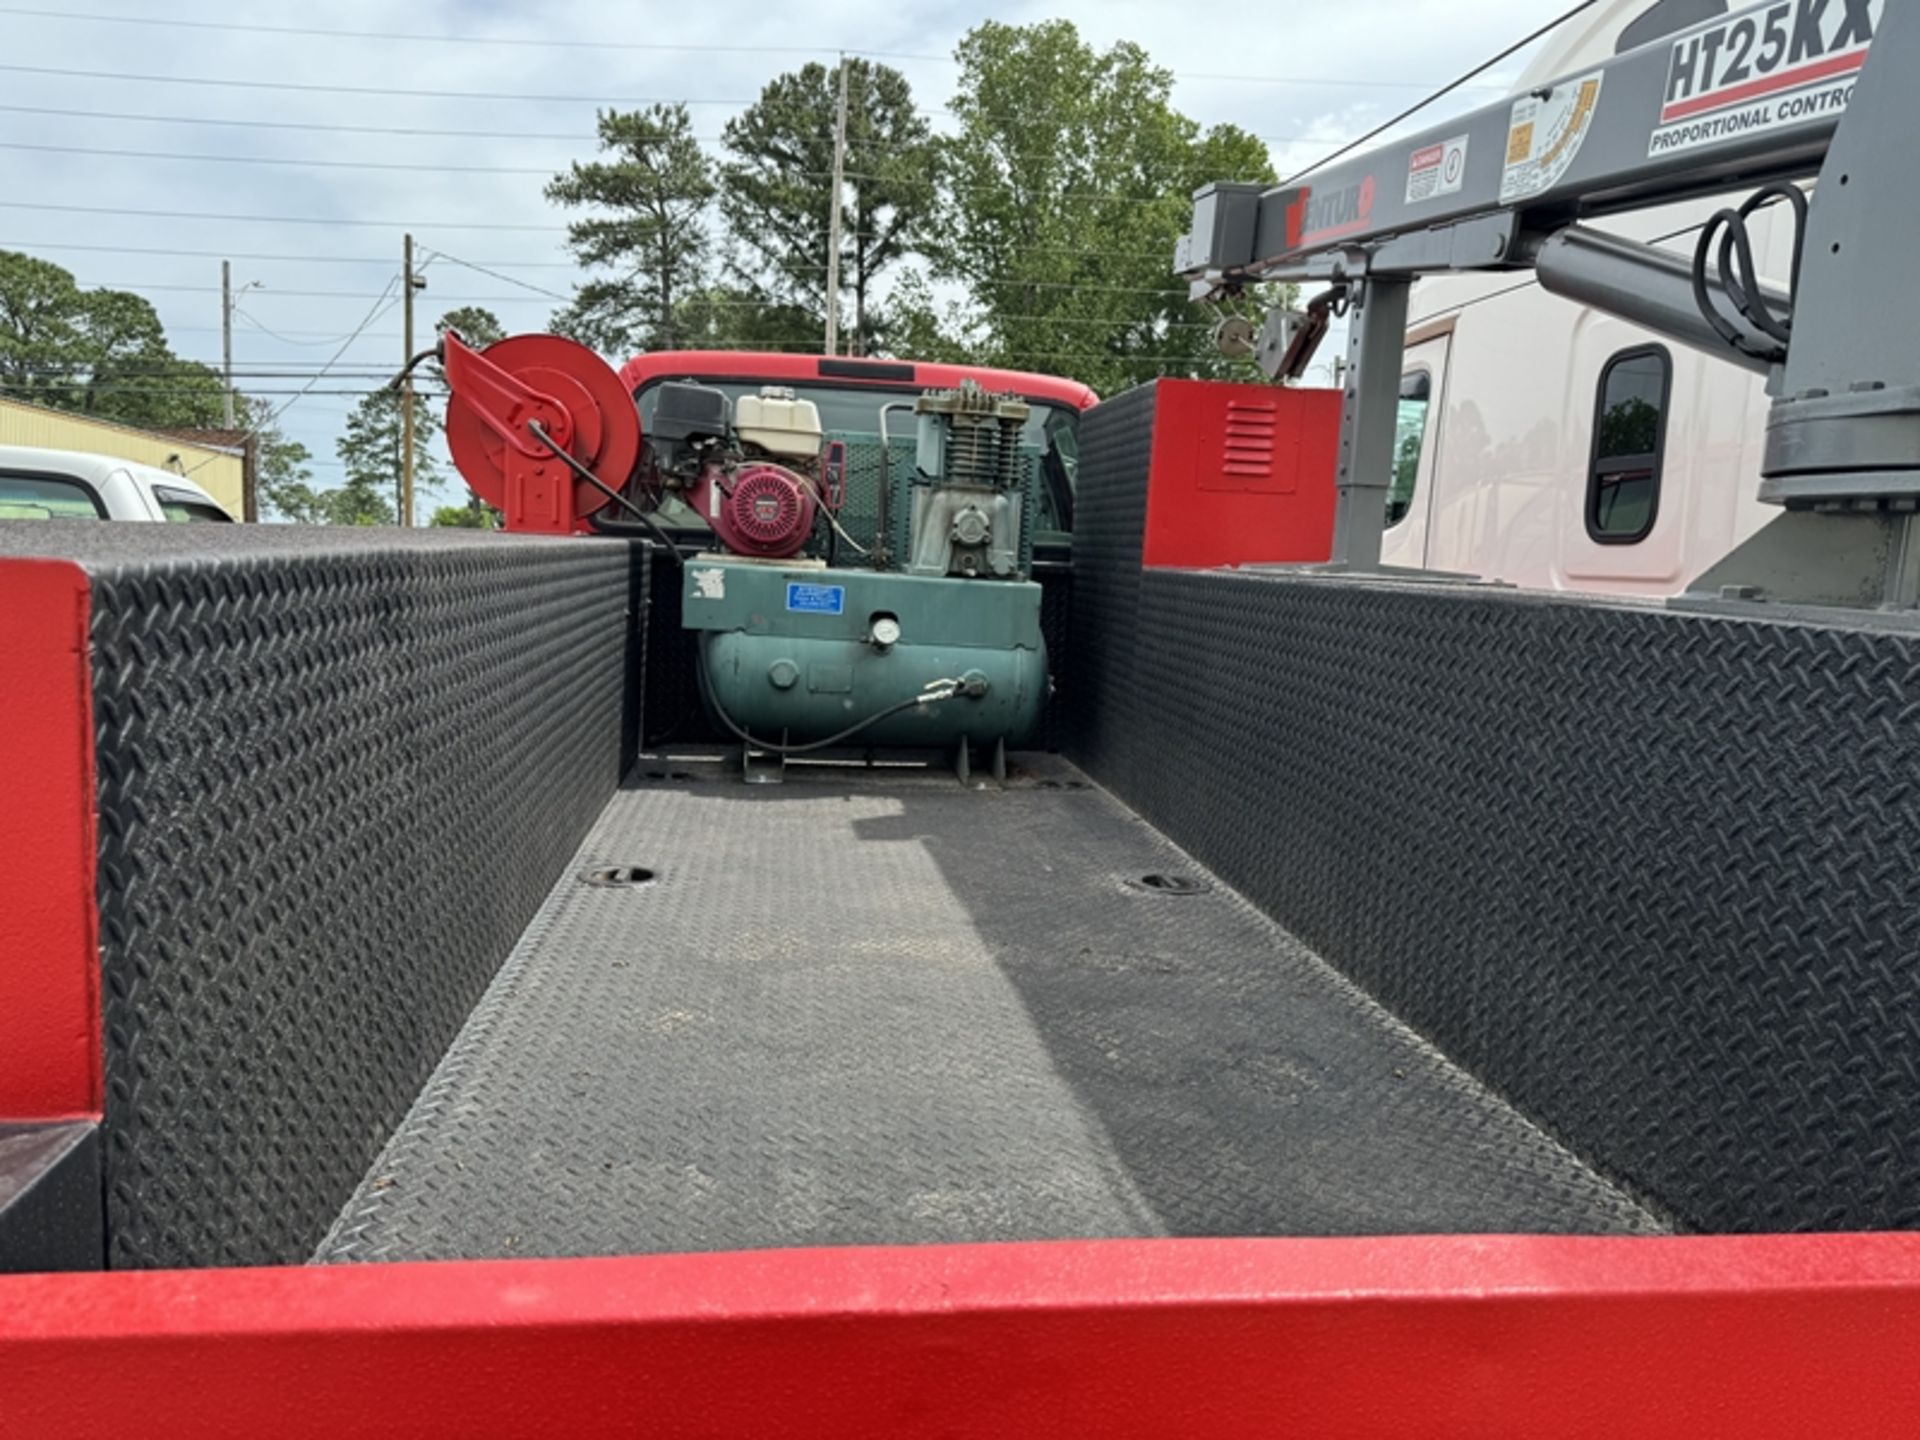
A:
91 279 1216 329
0 238 577 268
0 103 1322 153
1282 0 1602 185
1179 71 1504 89
230 314 403 346
0 383 445 398
0 62 761 107
13 367 406 378
99 282 557 303
0 9 926 61
0 9 1506 91
0 200 569 231
263 278 403 424
0 240 1200 296
0 139 1255 207
11 363 421 377
0 140 557 177
419 248 571 304
0 102 610 144
0 202 1177 261
0 239 1195 296
12 337 1244 373
88 280 1208 321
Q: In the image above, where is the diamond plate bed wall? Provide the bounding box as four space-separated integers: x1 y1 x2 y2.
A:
1068 383 1920 1234
0 526 644 1268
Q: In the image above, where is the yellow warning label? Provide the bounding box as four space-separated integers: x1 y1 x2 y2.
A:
1538 79 1600 170
1500 69 1605 204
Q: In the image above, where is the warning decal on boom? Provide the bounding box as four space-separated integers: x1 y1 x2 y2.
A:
1500 72 1604 203
1406 135 1469 204
1647 0 1879 157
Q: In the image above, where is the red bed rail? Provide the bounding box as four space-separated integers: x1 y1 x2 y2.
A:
6 1233 1920 1437
0 558 101 1123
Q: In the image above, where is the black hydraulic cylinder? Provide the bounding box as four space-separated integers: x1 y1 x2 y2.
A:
1532 224 1786 378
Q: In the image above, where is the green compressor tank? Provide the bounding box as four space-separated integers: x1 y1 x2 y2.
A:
682 560 1047 749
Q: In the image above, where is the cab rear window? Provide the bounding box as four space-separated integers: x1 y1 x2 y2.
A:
155 486 233 523
0 471 105 520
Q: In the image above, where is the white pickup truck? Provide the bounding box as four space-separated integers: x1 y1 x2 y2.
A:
0 444 234 523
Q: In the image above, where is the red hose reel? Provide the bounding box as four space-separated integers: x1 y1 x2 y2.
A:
442 331 641 534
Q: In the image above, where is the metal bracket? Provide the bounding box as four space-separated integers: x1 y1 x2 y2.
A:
1327 277 1412 571
742 735 788 785
1684 508 1920 610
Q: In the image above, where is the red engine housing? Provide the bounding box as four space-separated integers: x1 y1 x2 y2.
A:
696 463 818 559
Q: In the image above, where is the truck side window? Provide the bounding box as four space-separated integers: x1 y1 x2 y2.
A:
1389 370 1431 526
0 471 105 519
1588 347 1670 544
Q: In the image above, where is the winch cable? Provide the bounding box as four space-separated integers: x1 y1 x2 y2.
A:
697 661 963 755
1691 182 1808 363
526 419 688 564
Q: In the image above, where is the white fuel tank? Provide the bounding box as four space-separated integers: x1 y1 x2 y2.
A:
735 387 823 461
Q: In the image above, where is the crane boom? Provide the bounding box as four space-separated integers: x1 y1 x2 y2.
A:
1176 0 1920 598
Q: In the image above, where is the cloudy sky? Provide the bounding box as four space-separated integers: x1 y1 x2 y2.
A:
0 0 1572 514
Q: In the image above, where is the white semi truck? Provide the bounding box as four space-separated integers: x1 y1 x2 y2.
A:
1380 0 1809 595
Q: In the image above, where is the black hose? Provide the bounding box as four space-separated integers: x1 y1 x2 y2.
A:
585 510 690 559
527 419 686 565
1691 184 1806 363
697 653 957 755
384 343 444 392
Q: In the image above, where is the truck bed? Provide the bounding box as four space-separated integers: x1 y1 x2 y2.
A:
318 756 1658 1263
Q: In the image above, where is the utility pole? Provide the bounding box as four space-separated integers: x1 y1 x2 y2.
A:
823 55 849 357
220 260 235 429
401 233 417 527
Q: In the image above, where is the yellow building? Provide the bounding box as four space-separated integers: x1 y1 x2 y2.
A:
0 396 250 518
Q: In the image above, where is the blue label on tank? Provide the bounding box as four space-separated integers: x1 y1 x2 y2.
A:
785 582 846 615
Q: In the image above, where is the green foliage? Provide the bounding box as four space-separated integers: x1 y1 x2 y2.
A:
319 469 397 526
240 396 328 523
875 270 974 364
430 499 501 528
333 388 437 525
0 250 229 429
524 29 1300 392
435 304 507 351
673 285 819 352
720 60 937 356
546 105 716 355
1600 395 1660 457
1389 397 1429 523
927 21 1282 396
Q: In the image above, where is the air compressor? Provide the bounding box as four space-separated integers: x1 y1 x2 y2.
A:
437 331 1047 779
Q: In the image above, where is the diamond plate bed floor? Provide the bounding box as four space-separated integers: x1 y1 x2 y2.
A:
317 756 1663 1262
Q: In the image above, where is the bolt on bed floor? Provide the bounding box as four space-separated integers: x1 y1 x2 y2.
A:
318 756 1660 1263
